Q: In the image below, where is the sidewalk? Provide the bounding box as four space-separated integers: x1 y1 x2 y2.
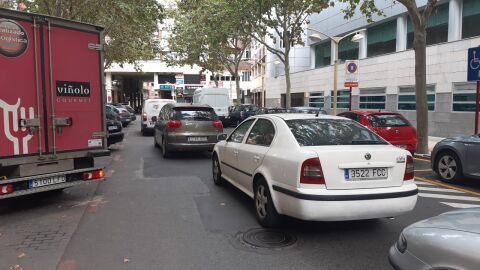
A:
415 136 445 158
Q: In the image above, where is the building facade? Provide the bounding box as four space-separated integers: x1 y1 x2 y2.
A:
265 0 480 138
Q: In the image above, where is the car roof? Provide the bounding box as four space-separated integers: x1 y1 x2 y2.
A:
172 104 212 109
256 113 345 121
348 110 401 116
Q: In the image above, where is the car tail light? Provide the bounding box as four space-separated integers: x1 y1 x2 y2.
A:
142 112 147 121
300 158 325 184
213 120 223 129
82 169 105 181
403 156 414 180
167 119 182 129
0 184 14 195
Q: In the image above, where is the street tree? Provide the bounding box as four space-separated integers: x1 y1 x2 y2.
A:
26 0 163 69
341 0 439 154
167 0 251 104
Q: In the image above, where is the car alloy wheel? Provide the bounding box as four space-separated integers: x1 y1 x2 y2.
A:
212 155 224 186
254 180 281 227
437 152 462 182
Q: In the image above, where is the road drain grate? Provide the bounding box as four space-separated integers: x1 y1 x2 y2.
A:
241 228 297 249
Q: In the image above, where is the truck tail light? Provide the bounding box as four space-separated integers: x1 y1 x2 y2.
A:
0 184 14 195
300 158 325 184
212 120 223 129
82 169 105 181
403 156 414 180
142 112 147 121
167 120 182 129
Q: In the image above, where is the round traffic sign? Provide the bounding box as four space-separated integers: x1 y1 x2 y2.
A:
347 62 357 73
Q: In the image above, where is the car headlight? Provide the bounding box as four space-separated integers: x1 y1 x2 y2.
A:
396 233 408 253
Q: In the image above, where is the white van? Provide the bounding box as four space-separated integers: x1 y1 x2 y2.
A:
193 88 230 123
141 99 175 135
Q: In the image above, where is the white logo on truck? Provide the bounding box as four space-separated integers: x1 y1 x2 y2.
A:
0 98 34 155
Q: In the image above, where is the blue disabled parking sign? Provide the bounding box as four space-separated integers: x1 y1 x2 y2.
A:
468 47 480 81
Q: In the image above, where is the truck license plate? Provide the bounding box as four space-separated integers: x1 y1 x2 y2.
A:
188 137 208 142
345 168 388 181
29 175 66 188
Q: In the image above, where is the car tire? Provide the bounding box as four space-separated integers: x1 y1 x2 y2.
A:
254 179 281 228
162 137 171 158
436 151 463 183
212 154 225 186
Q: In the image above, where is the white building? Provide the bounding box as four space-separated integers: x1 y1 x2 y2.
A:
264 0 479 138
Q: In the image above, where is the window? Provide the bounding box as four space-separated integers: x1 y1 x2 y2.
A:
309 92 325 108
338 38 359 62
463 0 480 38
398 85 436 111
246 119 276 146
367 20 396 57
229 119 255 143
452 83 477 112
367 114 411 127
242 71 251 82
286 119 387 146
360 95 386 109
330 90 350 109
407 3 449 49
314 42 331 68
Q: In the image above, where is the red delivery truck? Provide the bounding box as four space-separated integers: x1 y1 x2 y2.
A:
0 8 109 198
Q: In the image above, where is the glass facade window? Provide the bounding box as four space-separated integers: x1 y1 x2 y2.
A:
367 20 396 57
463 0 480 38
398 85 436 111
407 3 449 49
309 92 325 108
359 95 386 109
452 83 477 112
338 38 359 62
330 90 350 109
315 42 331 68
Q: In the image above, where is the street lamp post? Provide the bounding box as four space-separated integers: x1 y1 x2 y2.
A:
308 28 365 115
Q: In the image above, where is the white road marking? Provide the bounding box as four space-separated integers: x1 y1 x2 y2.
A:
419 193 480 202
440 202 480 209
417 186 464 193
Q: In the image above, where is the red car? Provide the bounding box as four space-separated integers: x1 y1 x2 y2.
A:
338 111 417 153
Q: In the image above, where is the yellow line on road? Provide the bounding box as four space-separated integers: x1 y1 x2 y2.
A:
415 176 480 197
415 169 432 172
414 157 430 162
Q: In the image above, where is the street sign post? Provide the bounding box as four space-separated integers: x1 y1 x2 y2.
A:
467 47 480 134
344 60 359 110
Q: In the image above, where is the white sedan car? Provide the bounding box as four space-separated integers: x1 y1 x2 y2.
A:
212 114 418 227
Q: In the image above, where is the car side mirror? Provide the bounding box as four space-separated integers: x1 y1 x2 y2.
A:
217 133 228 141
151 116 157 122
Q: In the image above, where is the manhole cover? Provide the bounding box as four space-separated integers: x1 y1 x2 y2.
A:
241 228 297 249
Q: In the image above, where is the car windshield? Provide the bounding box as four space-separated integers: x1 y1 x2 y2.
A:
286 119 388 146
172 107 217 121
368 114 410 127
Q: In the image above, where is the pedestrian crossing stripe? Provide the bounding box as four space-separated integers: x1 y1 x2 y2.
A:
414 180 480 209
419 193 480 202
417 186 463 193
440 202 480 209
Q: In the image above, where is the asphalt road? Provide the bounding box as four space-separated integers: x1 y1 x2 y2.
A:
1 123 479 270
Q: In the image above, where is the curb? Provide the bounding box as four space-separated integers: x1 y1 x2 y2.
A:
414 153 431 159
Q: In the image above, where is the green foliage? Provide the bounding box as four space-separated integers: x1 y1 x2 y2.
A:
27 0 163 68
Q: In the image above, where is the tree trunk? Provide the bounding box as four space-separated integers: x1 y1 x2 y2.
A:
284 56 291 109
413 28 429 154
235 73 241 105
213 74 219 87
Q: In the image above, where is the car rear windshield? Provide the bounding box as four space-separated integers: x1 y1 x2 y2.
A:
286 119 388 146
368 114 410 127
173 107 217 121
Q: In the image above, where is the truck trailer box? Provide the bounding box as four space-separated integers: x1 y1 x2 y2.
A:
0 8 108 198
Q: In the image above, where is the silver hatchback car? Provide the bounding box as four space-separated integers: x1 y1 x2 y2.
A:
153 104 224 158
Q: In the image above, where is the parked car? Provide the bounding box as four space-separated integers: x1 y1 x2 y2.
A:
114 103 136 121
389 208 480 270
212 113 417 227
228 104 260 126
141 99 175 136
106 110 124 146
154 104 224 158
256 107 288 115
106 104 131 127
431 134 480 183
289 106 327 115
338 111 417 153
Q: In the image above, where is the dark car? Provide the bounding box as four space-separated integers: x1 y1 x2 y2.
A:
114 103 136 121
106 104 131 127
289 106 327 115
228 104 260 126
153 104 223 158
257 107 288 115
105 109 124 146
431 134 480 183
